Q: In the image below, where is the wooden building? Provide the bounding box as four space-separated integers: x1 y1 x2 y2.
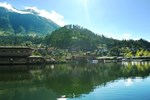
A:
0 46 45 64
0 46 32 57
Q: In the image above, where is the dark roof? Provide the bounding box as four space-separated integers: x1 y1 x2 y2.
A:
0 46 33 49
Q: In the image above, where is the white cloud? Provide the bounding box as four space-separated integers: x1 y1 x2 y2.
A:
122 33 131 40
125 78 133 86
125 77 143 87
0 2 30 14
102 32 122 40
104 33 132 40
25 7 65 26
0 2 66 26
57 98 67 100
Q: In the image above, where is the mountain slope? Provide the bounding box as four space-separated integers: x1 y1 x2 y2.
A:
45 25 117 50
45 25 150 56
0 7 60 35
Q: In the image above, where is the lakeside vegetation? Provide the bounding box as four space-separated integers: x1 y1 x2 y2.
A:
0 25 150 60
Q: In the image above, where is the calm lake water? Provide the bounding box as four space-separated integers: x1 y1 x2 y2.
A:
0 62 150 100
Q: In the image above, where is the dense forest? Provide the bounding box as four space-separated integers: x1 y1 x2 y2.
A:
0 25 150 57
45 25 150 57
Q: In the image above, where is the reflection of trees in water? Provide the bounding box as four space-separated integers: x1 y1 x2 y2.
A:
42 62 150 97
0 64 45 81
121 61 150 78
0 65 57 100
0 62 150 99
0 87 57 100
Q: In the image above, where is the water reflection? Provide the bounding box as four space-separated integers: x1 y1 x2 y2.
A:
0 62 150 100
124 77 143 87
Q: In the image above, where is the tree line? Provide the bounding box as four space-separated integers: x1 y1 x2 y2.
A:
0 25 150 57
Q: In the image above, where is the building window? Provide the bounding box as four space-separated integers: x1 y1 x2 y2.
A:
17 50 20 53
10 58 13 62
2 50 6 53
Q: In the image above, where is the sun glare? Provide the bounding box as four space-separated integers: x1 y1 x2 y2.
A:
77 0 90 25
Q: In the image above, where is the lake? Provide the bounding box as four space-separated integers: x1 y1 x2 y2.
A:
0 62 150 100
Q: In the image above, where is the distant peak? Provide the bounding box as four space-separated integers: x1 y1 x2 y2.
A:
24 7 64 26
24 7 40 15
0 2 65 26
0 2 30 14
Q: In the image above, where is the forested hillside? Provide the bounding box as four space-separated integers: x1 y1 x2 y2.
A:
0 24 150 57
44 25 150 56
0 7 59 35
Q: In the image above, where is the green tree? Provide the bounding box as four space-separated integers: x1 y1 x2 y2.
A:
136 49 144 57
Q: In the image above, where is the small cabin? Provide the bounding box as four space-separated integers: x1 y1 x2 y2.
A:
0 46 33 57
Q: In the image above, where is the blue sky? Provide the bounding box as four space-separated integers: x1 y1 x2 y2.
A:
0 0 150 41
